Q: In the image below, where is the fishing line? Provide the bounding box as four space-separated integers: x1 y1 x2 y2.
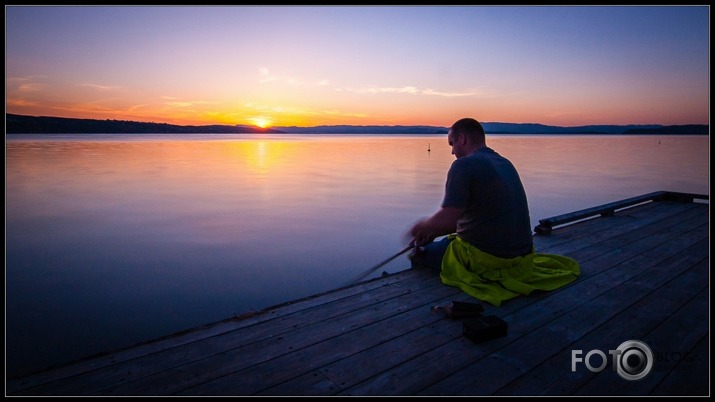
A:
344 244 414 286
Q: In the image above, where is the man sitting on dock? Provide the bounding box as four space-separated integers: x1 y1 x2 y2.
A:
408 117 580 306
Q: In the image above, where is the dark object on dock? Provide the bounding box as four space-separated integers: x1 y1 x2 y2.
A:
463 315 508 343
6 190 708 396
432 301 485 319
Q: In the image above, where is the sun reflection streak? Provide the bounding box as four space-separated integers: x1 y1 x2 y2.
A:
221 139 291 178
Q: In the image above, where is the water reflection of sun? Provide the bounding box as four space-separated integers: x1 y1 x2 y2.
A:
223 140 290 177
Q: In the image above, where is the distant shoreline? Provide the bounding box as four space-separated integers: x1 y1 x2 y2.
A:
5 113 709 135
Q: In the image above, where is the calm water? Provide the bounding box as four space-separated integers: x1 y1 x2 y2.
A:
5 133 709 377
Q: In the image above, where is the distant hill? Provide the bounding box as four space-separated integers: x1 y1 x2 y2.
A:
479 122 709 135
621 125 710 135
5 113 283 134
5 113 709 135
274 123 709 135
273 125 448 134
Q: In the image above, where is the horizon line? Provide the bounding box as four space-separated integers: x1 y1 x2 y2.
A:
5 113 709 130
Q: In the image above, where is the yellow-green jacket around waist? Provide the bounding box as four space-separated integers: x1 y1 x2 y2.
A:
440 234 580 306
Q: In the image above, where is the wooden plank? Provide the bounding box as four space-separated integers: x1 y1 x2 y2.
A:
542 206 707 282
491 255 709 395
414 235 709 396
532 199 688 249
574 287 709 395
340 218 708 395
171 283 462 395
98 277 459 395
649 333 709 396
257 313 464 395
307 293 545 395
256 283 555 396
256 206 712 389
534 191 668 234
565 206 707 265
536 202 704 257
266 205 713 396
534 191 707 234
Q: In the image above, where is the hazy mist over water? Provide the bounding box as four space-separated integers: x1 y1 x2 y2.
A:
5 133 709 377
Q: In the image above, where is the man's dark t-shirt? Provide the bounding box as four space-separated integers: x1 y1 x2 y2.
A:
442 147 533 258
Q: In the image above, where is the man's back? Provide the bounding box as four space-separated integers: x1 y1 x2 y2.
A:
443 147 533 258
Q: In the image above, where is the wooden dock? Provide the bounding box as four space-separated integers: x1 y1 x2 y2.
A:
6 191 709 396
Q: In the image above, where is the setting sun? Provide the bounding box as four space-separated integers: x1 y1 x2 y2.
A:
251 117 272 129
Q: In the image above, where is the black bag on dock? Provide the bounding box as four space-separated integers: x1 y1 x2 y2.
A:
463 315 508 343
432 301 485 319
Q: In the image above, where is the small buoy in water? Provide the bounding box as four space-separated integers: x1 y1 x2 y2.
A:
428 143 431 152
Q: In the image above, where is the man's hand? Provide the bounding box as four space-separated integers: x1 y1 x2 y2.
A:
410 225 435 248
407 206 464 247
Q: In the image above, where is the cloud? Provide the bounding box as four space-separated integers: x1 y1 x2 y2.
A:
318 109 368 118
257 68 474 98
344 85 477 97
7 76 46 93
243 102 302 114
127 104 149 112
6 98 41 107
164 101 195 108
241 101 365 119
17 83 45 93
80 83 123 91
162 97 216 109
258 67 301 86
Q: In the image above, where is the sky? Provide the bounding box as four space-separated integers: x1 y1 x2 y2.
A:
5 5 710 128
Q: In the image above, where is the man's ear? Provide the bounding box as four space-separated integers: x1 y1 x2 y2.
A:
458 133 468 145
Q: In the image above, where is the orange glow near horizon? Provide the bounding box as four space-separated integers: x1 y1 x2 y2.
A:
4 101 710 128
5 92 710 128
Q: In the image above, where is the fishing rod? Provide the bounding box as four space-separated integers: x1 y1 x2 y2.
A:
344 244 415 286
